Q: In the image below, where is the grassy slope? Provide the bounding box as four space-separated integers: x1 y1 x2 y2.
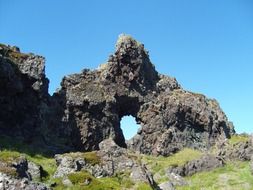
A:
0 135 252 189
177 161 253 190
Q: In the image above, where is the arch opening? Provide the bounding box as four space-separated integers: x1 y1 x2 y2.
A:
120 115 141 140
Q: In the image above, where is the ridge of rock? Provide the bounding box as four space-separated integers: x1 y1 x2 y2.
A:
0 35 235 156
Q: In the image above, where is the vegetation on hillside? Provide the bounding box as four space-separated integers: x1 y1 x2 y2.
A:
0 134 252 189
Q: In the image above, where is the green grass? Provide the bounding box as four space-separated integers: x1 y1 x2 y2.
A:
68 171 94 185
0 150 22 163
52 171 134 190
0 149 57 181
143 148 203 174
0 135 57 181
27 154 57 181
51 170 134 190
0 150 23 176
228 134 249 145
112 171 134 188
176 161 253 190
136 182 153 190
7 135 252 190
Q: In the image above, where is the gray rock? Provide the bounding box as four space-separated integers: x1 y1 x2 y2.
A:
167 154 224 176
0 172 49 190
0 156 44 181
53 154 82 178
53 150 108 178
217 139 253 161
158 181 175 190
98 139 157 188
53 139 158 188
27 162 42 181
130 165 155 186
98 139 135 176
167 172 187 186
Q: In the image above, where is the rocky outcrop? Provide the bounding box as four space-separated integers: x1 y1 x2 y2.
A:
52 34 234 155
0 173 49 190
0 44 48 142
166 154 224 177
217 137 253 161
98 139 156 187
0 155 48 190
0 34 234 156
53 139 157 189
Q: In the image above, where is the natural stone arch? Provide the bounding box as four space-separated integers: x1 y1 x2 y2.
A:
55 34 234 156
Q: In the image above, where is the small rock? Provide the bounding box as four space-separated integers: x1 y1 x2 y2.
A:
54 154 81 178
167 172 187 186
62 177 73 186
130 165 156 188
159 181 175 190
28 161 42 180
84 178 91 185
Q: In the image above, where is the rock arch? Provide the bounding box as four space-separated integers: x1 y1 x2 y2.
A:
54 35 234 155
0 35 234 156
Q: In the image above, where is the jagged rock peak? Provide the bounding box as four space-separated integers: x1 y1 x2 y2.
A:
97 34 159 92
115 34 145 52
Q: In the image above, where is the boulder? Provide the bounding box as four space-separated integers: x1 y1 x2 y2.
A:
167 172 187 186
54 154 85 178
167 154 224 176
218 140 253 161
130 165 155 187
158 181 175 190
27 161 43 181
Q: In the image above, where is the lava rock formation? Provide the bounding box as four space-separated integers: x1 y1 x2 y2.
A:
0 35 235 156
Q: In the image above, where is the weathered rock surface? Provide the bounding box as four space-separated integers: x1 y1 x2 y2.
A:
0 156 48 190
0 172 49 190
53 139 158 188
166 154 224 177
217 136 253 161
0 34 234 156
166 172 188 186
0 44 48 141
27 161 43 181
51 34 235 155
158 181 175 190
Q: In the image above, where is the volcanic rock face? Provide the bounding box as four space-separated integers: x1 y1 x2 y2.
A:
53 35 234 155
0 44 49 142
0 35 234 156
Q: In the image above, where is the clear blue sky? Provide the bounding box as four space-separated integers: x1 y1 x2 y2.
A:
0 0 252 138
